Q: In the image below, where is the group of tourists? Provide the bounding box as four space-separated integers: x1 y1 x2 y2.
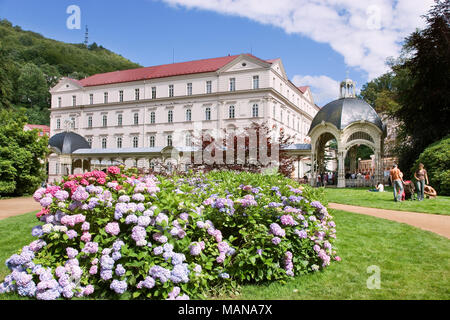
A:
345 172 374 180
315 172 336 187
388 163 437 202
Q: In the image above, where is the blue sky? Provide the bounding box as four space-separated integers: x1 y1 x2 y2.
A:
0 0 433 105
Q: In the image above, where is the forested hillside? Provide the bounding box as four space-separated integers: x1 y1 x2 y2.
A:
0 19 141 125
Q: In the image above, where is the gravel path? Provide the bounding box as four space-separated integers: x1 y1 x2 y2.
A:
0 197 40 220
329 203 450 239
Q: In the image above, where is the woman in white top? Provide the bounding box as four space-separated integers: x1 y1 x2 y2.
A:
369 183 384 192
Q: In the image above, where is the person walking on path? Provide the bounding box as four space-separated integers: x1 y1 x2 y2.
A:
414 163 429 201
390 164 404 202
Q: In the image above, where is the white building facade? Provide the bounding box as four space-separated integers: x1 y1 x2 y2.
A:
48 54 319 181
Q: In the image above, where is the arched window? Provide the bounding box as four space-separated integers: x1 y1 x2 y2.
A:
186 109 192 121
185 133 192 146
101 137 107 149
132 136 139 148
252 104 259 117
149 135 155 148
150 111 155 124
229 105 235 119
347 131 374 144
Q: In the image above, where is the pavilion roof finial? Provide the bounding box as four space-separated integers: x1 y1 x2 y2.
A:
340 74 356 98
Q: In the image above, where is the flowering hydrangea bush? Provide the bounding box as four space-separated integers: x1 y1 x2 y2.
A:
0 167 339 300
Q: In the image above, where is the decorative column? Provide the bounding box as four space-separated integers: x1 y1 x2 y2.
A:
337 150 346 188
310 151 316 187
375 151 382 184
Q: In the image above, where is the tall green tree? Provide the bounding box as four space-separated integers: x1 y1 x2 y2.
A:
0 108 49 196
360 1 449 176
0 45 13 109
393 1 450 173
16 62 49 108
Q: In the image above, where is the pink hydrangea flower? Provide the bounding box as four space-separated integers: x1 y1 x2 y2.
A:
105 222 120 236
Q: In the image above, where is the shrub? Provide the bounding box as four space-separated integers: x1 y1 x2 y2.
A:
0 167 339 300
412 135 450 195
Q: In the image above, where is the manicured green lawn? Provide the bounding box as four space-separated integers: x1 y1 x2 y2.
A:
1 210 449 300
233 210 450 300
324 187 450 215
0 212 40 281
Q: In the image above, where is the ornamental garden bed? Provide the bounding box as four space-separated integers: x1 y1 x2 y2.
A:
0 167 339 300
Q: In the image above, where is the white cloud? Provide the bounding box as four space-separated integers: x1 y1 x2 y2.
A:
160 0 434 79
292 75 340 106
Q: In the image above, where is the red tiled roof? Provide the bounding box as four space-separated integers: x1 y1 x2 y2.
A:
77 54 271 87
297 86 309 94
25 124 50 132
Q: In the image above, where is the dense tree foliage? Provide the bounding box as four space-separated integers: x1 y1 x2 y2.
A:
0 109 49 196
412 135 450 196
359 1 449 178
0 19 141 125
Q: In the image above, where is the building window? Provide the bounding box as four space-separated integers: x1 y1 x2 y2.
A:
58 97 62 108
135 88 140 101
252 104 259 117
56 119 61 129
280 110 283 122
117 114 122 126
117 137 122 149
253 76 259 89
104 92 108 104
55 163 59 175
132 136 138 148
87 138 92 148
119 90 123 102
102 115 107 127
101 137 107 149
205 107 211 121
152 87 156 99
229 105 235 119
70 117 76 129
150 111 155 124
287 115 290 127
186 109 192 121
273 105 276 118
185 133 191 147
133 112 139 125
187 83 192 96
89 94 93 105
169 84 174 97
168 110 173 123
87 116 92 128
206 81 212 94
72 95 76 106
229 78 235 92
167 135 172 147
149 135 155 148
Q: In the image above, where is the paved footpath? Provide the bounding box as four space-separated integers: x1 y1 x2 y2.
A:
0 197 41 220
329 203 450 239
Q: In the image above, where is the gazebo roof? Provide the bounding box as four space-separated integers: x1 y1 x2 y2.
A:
48 131 91 154
308 97 384 134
